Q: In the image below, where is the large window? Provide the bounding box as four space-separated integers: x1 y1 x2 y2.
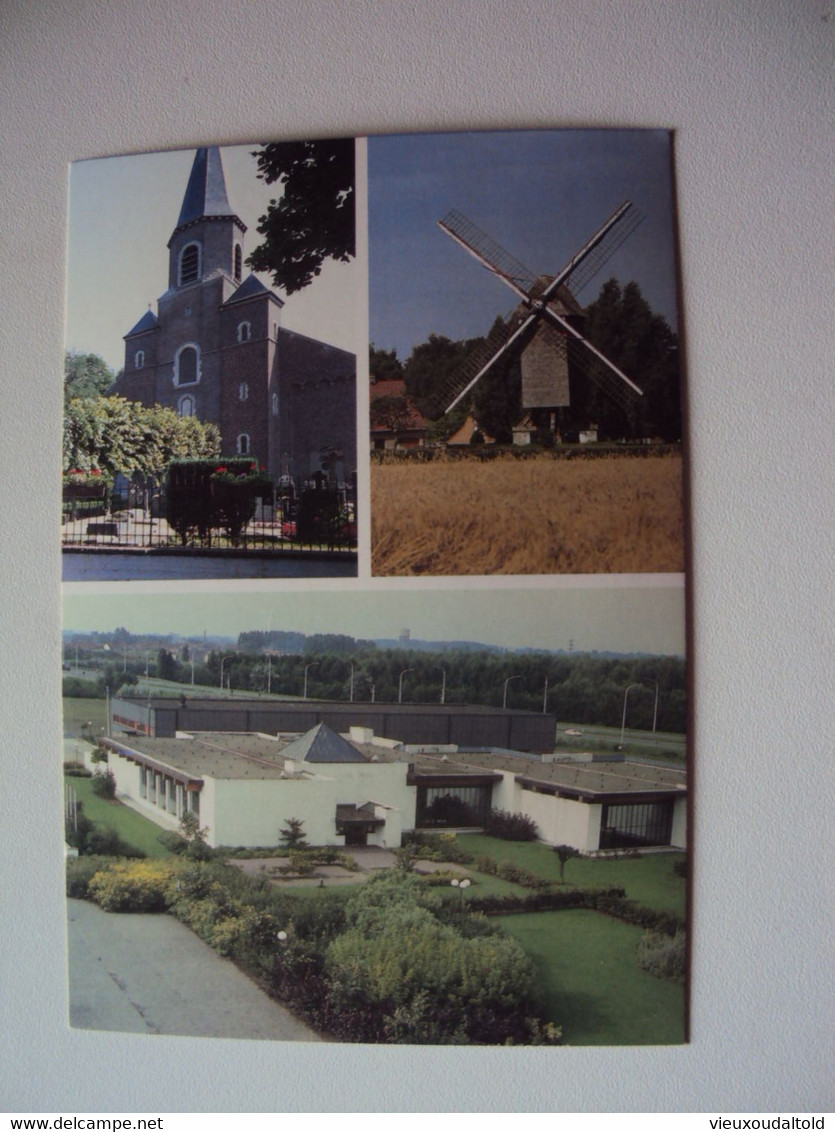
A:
174 343 200 386
237 321 251 343
599 800 674 850
416 784 492 828
179 242 201 285
234 244 242 282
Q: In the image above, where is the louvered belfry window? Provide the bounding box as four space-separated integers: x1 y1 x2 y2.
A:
180 243 199 284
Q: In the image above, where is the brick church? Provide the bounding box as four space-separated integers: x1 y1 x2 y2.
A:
115 146 356 486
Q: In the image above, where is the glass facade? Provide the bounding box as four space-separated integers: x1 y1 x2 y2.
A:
416 783 492 828
599 799 674 849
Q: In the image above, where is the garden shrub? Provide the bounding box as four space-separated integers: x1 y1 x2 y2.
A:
483 808 539 841
83 827 145 858
63 761 92 777
157 830 189 854
319 871 556 1045
66 855 115 899
91 769 116 799
87 860 177 912
637 929 687 983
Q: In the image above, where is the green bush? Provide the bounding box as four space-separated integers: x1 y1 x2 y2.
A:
63 761 92 777
483 808 539 841
84 827 146 858
637 929 687 983
87 860 176 911
66 855 115 899
91 769 116 799
157 830 189 854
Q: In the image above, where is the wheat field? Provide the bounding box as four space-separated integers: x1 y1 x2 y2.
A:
371 452 685 576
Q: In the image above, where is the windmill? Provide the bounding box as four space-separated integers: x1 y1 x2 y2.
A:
433 202 645 437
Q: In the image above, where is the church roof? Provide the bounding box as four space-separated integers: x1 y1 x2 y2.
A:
124 309 159 337
223 273 284 308
175 146 239 229
282 722 368 764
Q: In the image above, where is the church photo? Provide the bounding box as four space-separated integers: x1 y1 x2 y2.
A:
63 141 359 581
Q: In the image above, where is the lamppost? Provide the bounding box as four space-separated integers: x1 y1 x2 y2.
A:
619 683 640 748
503 675 522 709
303 661 318 700
450 877 472 908
398 668 414 704
542 674 551 714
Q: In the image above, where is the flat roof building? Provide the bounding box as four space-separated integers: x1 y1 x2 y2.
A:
97 702 686 853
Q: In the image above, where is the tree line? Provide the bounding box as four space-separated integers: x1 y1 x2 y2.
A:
132 644 686 733
371 277 681 444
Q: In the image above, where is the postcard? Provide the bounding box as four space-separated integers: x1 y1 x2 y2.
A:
63 129 688 1046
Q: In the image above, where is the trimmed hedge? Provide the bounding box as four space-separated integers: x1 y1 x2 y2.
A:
469 885 686 936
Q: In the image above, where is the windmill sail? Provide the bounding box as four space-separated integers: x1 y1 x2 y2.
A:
436 202 645 417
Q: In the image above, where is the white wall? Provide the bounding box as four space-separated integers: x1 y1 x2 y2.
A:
3 0 831 1114
192 762 412 848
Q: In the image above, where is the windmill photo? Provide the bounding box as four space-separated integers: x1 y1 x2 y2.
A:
432 201 645 437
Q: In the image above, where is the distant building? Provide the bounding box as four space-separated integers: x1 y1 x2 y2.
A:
114 146 356 486
369 378 428 450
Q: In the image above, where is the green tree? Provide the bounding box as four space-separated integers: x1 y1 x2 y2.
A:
64 351 114 404
63 396 221 480
471 318 522 443
247 138 355 294
553 844 580 882
403 333 471 419
279 817 309 850
369 344 404 384
157 649 179 682
370 394 413 434
584 278 681 440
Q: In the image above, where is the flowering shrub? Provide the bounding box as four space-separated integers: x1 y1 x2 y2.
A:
87 860 179 912
63 467 110 487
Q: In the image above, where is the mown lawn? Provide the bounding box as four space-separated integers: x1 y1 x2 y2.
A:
63 696 108 738
459 834 686 918
65 774 174 858
500 909 686 1045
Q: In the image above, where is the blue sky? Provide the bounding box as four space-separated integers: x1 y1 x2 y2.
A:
369 129 680 360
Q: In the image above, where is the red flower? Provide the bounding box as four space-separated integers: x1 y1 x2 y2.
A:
216 465 228 474
91 469 101 476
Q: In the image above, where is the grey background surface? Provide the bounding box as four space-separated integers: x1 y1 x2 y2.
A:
1 0 831 1113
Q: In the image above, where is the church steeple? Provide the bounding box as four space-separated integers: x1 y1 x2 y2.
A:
174 146 236 232
167 146 247 290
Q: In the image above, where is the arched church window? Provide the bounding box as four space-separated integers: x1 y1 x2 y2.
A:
237 321 251 343
179 242 200 286
237 433 251 456
239 382 248 401
177 394 196 418
272 393 279 416
135 350 145 369
174 343 200 386
234 244 242 282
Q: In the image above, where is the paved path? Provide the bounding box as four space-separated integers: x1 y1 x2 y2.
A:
67 898 320 1041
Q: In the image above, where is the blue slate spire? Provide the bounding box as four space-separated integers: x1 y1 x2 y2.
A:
176 146 235 228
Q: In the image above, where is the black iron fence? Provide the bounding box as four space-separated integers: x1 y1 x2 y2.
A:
62 474 357 555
